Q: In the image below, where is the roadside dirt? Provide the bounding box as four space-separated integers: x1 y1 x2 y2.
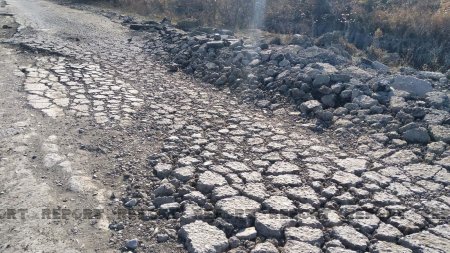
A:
0 2 112 252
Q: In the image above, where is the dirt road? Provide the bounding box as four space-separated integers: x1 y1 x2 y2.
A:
0 0 448 252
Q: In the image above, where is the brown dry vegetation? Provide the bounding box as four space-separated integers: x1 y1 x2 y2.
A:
110 0 449 37
98 0 449 70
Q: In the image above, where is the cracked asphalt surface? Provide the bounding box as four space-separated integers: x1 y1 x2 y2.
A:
0 0 449 252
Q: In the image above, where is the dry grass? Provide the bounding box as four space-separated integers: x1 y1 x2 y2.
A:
373 1 449 41
106 0 449 70
111 0 449 40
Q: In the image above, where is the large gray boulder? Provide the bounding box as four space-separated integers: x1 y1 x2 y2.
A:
402 127 431 144
391 75 433 97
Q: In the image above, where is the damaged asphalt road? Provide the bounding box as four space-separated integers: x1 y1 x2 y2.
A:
0 0 449 252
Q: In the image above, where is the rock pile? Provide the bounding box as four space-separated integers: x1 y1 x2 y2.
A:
131 19 449 146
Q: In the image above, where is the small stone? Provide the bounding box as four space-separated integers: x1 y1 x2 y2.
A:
242 183 269 202
125 238 139 250
427 141 446 154
159 202 180 215
214 218 235 237
399 230 450 252
212 185 239 201
313 74 331 87
332 171 363 187
428 224 450 240
324 239 344 248
228 236 240 248
323 209 343 227
429 125 450 143
251 242 278 253
240 171 263 183
335 158 368 175
370 241 412 253
225 173 243 185
124 198 138 208
285 227 324 246
349 211 380 234
296 214 323 229
197 171 227 193
262 196 297 215
353 95 378 109
141 211 158 221
384 150 419 165
322 185 338 198
283 240 321 253
225 161 252 172
376 208 390 219
266 161 300 175
178 156 201 166
236 227 257 240
325 247 357 253
372 192 401 206
321 94 337 107
154 183 176 197
374 223 403 242
332 226 369 251
255 213 296 239
216 196 261 228
181 204 212 225
361 171 391 187
43 153 64 168
300 100 323 114
388 213 426 234
173 166 196 182
340 205 362 216
153 192 175 205
402 127 431 144
206 41 225 49
286 186 320 208
183 191 207 206
333 192 355 205
156 233 170 243
154 163 172 178
109 222 124 231
179 221 229 253
269 174 302 187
